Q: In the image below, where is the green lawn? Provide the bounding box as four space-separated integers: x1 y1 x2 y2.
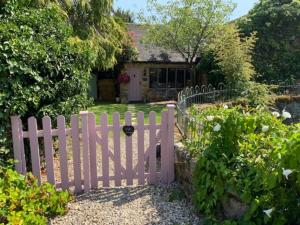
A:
87 102 168 124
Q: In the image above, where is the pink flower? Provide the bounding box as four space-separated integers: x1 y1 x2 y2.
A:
118 73 130 84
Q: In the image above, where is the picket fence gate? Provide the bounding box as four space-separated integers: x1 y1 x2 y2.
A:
11 105 175 193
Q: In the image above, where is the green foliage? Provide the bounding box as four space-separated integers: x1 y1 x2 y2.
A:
0 0 95 164
58 0 127 70
0 166 71 224
237 82 273 107
238 0 300 81
187 106 300 224
114 8 135 23
211 24 257 86
141 0 235 65
196 50 225 86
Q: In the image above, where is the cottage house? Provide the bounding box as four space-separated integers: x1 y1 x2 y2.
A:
90 24 196 103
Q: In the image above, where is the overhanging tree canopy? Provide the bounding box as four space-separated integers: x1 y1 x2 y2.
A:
57 0 127 70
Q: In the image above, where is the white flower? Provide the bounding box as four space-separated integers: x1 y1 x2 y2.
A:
262 125 269 132
213 123 221 132
206 116 214 121
272 111 280 118
282 168 293 180
282 110 292 119
263 208 273 218
223 104 229 109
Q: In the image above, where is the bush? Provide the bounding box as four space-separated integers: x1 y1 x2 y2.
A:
0 0 95 165
187 106 300 224
211 24 257 87
237 81 273 107
0 166 71 224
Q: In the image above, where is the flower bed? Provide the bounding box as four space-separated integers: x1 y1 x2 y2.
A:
181 105 300 224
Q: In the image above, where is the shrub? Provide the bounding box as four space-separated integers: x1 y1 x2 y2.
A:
237 81 273 107
211 24 257 87
0 0 95 165
187 106 300 224
0 166 71 224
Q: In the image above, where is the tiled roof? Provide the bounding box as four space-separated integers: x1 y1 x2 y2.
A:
127 24 188 63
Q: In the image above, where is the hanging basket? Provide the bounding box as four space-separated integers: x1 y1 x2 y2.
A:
117 73 130 84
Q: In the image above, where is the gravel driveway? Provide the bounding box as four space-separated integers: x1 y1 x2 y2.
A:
50 184 201 225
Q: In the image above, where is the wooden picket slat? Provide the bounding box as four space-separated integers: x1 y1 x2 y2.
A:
71 115 82 193
167 105 175 183
137 112 145 185
19 119 26 174
81 112 91 192
113 112 122 186
28 117 41 185
42 117 55 185
11 116 23 174
57 116 69 190
160 111 168 184
148 112 157 184
88 113 97 189
125 112 133 185
100 113 109 187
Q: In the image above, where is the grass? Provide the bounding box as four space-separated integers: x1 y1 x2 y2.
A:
87 102 167 124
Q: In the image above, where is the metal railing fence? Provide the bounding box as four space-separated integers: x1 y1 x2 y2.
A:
176 80 300 138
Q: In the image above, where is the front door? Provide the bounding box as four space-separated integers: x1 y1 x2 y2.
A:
128 68 142 102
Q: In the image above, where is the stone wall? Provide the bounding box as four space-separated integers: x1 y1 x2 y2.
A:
175 142 248 219
175 142 196 200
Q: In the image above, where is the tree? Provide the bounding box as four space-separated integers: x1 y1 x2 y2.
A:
0 0 95 164
199 24 271 105
57 0 127 70
114 8 135 23
212 24 257 86
238 0 300 81
1 0 128 71
141 0 235 67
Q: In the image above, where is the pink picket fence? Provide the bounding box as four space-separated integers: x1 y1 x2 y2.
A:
11 105 175 193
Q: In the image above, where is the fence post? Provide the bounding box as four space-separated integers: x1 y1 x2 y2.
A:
167 104 175 184
80 111 90 192
11 116 24 174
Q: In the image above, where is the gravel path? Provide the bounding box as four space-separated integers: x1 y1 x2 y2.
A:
50 184 201 225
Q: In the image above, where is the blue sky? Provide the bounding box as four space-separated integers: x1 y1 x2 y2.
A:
114 0 259 20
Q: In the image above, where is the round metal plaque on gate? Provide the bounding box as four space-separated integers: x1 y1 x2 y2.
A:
123 125 135 136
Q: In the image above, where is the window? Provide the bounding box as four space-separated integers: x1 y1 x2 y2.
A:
150 68 167 88
158 69 167 88
167 69 176 88
177 69 185 88
149 68 157 88
149 68 191 89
